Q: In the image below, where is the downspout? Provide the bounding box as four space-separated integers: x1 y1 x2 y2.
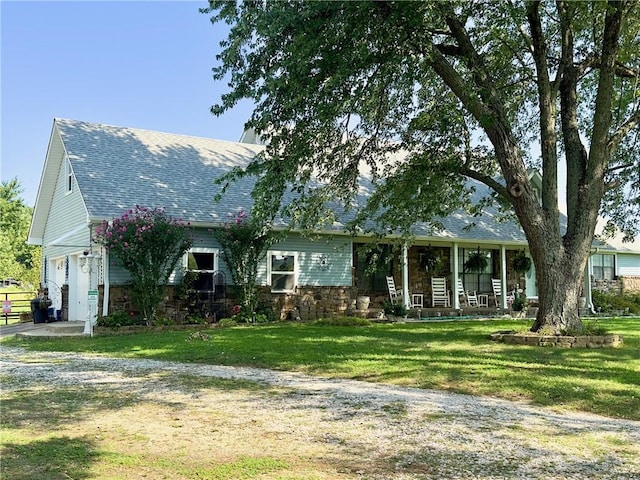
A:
500 245 508 309
452 243 460 309
402 243 410 309
584 255 595 314
101 250 110 317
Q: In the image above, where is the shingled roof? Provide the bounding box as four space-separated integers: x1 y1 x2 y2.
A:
55 118 264 223
32 118 534 246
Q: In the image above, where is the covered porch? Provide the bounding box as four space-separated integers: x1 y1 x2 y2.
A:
353 240 540 314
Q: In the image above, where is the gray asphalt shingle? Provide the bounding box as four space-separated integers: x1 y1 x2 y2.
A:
57 118 528 243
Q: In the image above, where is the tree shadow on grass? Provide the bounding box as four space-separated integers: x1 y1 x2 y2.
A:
1 435 100 480
1 387 140 430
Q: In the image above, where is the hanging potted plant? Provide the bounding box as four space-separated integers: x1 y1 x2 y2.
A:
419 248 441 272
512 251 532 274
464 250 488 273
363 245 389 276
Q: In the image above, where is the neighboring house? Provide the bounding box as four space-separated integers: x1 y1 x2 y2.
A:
589 227 640 296
28 119 640 321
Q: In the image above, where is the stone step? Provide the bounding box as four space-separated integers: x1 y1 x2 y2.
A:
17 321 86 337
45 321 86 334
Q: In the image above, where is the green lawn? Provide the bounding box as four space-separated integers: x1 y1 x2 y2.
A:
3 317 639 420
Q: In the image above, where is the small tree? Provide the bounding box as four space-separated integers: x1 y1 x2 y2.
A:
212 211 278 316
94 206 193 324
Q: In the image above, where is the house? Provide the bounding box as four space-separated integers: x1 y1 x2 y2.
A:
28 118 640 322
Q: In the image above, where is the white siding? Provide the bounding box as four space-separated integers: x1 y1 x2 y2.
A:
41 137 91 279
165 230 353 288
261 233 353 287
618 253 640 276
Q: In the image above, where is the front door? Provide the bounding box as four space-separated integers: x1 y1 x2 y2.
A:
68 254 89 321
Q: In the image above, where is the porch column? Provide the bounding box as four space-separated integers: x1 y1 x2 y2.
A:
80 252 101 336
452 242 460 309
500 245 508 309
402 243 410 309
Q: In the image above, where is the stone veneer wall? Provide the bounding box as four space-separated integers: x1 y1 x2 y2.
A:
592 278 622 295
261 285 359 321
490 331 623 348
99 284 359 322
621 276 640 294
592 276 640 295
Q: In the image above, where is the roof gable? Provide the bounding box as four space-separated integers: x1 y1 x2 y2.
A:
29 120 77 244
54 118 264 224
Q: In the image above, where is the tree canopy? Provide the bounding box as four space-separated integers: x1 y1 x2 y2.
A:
204 0 639 332
0 179 41 288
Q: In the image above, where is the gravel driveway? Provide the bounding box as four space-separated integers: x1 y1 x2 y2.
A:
2 346 639 479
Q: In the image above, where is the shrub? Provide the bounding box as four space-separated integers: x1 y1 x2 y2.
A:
218 318 238 327
154 316 176 326
224 303 277 324
231 311 273 324
211 211 279 314
562 319 608 336
97 310 144 328
382 301 407 317
185 316 209 325
581 319 609 336
512 293 527 312
592 291 640 314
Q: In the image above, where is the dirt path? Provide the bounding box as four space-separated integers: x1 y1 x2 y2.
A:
2 346 639 479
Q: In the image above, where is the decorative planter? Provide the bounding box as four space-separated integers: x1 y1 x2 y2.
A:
356 296 371 310
512 251 533 274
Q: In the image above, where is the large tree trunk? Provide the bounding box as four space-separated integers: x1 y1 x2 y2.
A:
432 2 629 334
528 237 586 333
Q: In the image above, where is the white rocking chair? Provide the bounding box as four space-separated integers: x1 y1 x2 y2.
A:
431 277 451 307
491 278 514 308
457 279 478 307
386 276 422 308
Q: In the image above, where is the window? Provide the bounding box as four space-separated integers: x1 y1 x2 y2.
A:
268 251 297 292
184 249 218 291
65 156 73 194
459 248 494 293
592 254 615 280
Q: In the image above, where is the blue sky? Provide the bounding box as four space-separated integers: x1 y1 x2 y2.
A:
1 1 253 207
